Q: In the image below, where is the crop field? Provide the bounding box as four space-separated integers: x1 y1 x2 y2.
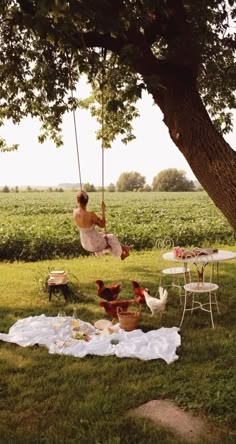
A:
0 191 234 261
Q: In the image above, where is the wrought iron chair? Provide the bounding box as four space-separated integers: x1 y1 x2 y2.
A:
155 236 190 303
180 253 220 328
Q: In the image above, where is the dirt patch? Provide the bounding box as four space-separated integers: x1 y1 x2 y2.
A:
128 399 214 442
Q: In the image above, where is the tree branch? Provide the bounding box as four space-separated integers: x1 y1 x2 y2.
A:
17 0 36 15
143 0 200 71
76 32 124 55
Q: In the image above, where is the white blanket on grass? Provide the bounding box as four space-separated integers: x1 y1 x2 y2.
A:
0 315 181 364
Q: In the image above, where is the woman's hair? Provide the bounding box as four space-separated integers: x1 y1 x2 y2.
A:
77 190 89 206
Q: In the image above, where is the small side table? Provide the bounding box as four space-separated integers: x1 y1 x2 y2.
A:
48 282 69 301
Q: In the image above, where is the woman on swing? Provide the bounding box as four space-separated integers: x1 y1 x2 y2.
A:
73 191 132 260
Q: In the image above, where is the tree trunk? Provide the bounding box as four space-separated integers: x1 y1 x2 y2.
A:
148 80 236 231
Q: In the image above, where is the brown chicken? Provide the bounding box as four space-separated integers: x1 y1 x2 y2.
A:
131 280 150 305
95 280 122 302
99 299 134 319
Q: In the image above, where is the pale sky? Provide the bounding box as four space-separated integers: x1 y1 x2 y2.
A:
0 83 235 188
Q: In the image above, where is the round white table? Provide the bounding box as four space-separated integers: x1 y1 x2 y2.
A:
163 249 236 263
163 249 236 290
163 249 236 328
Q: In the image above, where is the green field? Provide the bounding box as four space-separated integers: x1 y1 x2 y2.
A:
0 191 234 261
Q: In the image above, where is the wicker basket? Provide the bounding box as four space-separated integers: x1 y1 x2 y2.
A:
117 307 141 332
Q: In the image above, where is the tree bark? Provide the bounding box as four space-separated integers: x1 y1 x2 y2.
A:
146 79 236 230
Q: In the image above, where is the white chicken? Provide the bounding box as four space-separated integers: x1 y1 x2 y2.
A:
143 287 168 317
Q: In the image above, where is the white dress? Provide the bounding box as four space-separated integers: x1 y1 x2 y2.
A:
79 225 122 258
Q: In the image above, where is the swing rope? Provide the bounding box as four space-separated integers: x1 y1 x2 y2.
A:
100 59 111 249
69 52 106 197
71 88 83 190
70 48 110 250
68 53 83 190
101 71 105 205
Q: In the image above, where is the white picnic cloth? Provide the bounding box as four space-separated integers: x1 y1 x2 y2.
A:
0 315 181 364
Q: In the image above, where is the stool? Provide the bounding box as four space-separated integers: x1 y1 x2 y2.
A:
48 282 69 301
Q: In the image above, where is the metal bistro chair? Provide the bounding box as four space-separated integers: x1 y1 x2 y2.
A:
155 236 190 304
180 253 220 329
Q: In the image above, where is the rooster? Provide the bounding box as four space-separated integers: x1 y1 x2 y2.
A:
99 299 134 319
95 280 122 302
130 280 149 305
143 287 168 318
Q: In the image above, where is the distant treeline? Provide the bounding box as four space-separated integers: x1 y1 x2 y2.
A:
1 168 202 194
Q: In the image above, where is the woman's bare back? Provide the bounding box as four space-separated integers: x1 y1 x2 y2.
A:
73 208 102 228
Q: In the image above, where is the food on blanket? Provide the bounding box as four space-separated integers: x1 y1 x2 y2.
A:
72 326 80 331
95 280 122 301
99 299 134 319
99 327 114 335
144 287 168 317
99 323 120 335
72 332 91 341
130 280 150 305
94 319 113 330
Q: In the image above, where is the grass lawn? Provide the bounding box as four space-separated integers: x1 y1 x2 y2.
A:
0 249 236 444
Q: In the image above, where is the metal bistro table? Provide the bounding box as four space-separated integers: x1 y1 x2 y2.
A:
163 249 236 297
163 249 236 277
163 249 236 328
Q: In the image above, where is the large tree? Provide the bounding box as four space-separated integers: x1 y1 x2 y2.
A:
0 1 236 228
153 168 195 191
116 171 146 191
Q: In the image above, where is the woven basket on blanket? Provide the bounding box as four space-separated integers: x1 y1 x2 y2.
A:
117 307 141 332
